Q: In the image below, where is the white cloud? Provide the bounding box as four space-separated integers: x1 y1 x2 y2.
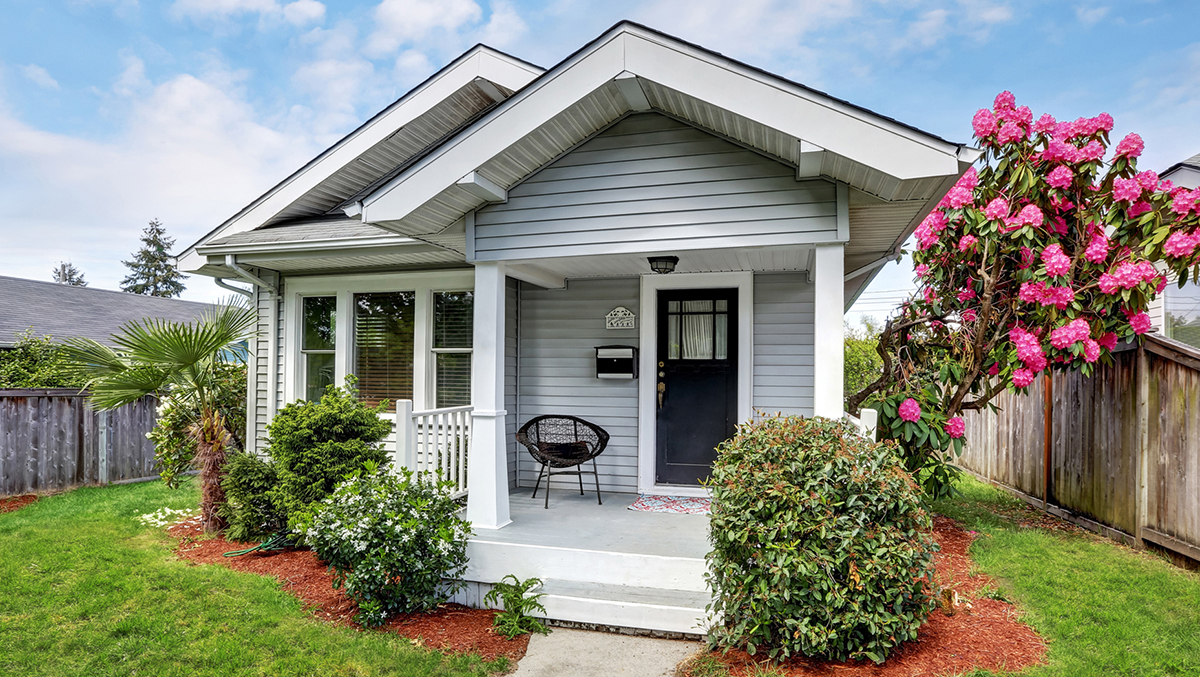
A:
170 0 326 27
365 0 483 57
1120 43 1200 173
1075 5 1109 27
0 63 319 301
478 0 528 48
112 51 150 98
21 65 59 90
393 50 434 87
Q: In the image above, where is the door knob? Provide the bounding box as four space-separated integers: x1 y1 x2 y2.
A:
657 381 666 409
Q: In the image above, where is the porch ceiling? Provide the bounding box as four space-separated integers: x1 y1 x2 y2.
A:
501 245 811 286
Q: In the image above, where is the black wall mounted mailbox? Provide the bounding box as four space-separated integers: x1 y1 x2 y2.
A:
596 345 638 379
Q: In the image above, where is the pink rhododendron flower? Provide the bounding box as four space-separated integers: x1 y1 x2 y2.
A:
1043 139 1078 164
1136 171 1159 192
972 109 998 138
1018 281 1045 304
1078 140 1105 162
923 210 949 233
915 263 931 278
1114 133 1144 159
997 122 1026 145
1128 201 1152 218
943 186 974 209
945 417 966 439
898 397 922 422
994 91 1016 110
923 287 938 303
1019 247 1035 269
988 363 1000 376
1094 113 1114 132
1160 179 1175 193
1012 368 1036 388
1017 204 1044 227
1044 286 1075 310
1084 233 1109 263
955 167 979 192
1172 189 1200 216
1163 231 1200 258
1098 332 1118 351
1127 310 1152 335
1098 273 1119 294
1050 318 1090 349
983 197 1009 220
1010 326 1048 372
1112 177 1142 203
1083 338 1101 363
1156 275 1168 294
1042 244 1070 276
962 309 978 322
914 221 939 250
1032 113 1057 135
958 287 977 302
1047 165 1074 189
959 235 979 252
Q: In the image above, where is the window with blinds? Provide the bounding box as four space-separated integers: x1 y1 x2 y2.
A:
432 291 473 407
354 291 415 411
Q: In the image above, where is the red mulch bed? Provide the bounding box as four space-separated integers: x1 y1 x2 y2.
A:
0 494 37 514
687 516 1047 677
168 518 528 665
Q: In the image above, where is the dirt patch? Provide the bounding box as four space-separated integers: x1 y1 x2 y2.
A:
0 494 37 514
168 518 528 665
686 516 1047 677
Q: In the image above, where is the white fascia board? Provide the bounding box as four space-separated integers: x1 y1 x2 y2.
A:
177 47 542 273
360 26 970 225
622 30 962 181
362 36 625 223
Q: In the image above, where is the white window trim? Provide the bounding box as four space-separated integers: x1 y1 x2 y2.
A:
282 270 475 415
637 271 754 497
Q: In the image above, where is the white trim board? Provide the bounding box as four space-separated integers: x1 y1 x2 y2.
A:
637 271 753 497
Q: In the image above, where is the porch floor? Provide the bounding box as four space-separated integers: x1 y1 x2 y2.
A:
480 490 709 559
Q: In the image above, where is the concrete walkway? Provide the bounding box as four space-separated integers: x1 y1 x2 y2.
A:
511 628 702 676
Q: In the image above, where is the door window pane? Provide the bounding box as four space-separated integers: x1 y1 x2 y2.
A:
665 296 730 361
305 353 335 402
302 296 336 350
354 292 415 411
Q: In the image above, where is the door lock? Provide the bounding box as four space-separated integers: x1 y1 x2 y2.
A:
657 381 666 409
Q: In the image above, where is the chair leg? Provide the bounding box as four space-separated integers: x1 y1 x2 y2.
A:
592 457 603 506
578 466 585 495
532 463 546 499
544 467 551 509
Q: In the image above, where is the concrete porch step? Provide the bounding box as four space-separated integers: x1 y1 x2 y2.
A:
466 538 708 592
537 579 712 636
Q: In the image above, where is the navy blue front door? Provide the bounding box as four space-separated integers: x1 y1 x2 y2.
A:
655 288 738 486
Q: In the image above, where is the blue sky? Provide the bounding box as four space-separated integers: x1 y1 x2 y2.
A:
1 0 1198 317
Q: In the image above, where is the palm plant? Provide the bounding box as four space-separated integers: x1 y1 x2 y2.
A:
63 300 257 533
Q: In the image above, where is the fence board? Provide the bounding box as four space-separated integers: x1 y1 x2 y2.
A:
961 335 1200 561
0 390 158 496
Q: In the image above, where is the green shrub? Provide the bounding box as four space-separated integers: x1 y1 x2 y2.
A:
146 362 247 488
705 415 937 664
219 452 286 542
0 330 86 388
264 382 392 527
484 575 549 639
300 463 472 627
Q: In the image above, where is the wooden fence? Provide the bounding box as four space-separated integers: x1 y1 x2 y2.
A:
0 389 159 496
960 334 1200 562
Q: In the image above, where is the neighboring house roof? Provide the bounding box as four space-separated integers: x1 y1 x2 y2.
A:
0 275 212 348
184 21 980 307
1163 150 1200 190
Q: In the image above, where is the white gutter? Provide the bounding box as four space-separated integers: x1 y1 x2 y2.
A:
844 253 901 282
214 277 253 298
225 255 278 296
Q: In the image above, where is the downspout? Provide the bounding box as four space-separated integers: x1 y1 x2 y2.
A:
214 277 253 298
224 254 277 296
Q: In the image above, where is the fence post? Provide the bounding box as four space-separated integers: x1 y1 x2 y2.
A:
97 409 109 485
1042 372 1053 509
394 400 416 472
1135 346 1150 548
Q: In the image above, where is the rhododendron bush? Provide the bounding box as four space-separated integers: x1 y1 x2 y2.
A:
849 92 1200 499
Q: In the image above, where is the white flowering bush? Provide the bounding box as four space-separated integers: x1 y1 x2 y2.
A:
300 462 472 627
136 507 199 528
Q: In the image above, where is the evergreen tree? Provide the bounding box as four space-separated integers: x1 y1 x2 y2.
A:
120 219 187 297
51 261 87 286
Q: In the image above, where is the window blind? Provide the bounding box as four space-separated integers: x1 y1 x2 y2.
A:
354 292 415 411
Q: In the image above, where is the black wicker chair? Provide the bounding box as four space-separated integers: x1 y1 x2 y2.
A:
515 415 610 508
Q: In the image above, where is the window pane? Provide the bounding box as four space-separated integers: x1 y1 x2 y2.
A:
681 313 713 359
668 315 680 360
302 296 336 351
305 352 335 402
436 353 472 408
1167 283 1200 349
434 291 474 349
715 313 728 359
715 299 728 312
354 292 415 411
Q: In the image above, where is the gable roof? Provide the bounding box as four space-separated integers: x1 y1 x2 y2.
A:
0 276 212 348
1163 150 1200 190
177 44 543 273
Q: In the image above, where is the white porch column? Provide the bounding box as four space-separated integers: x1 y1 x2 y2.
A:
812 244 845 418
467 261 511 529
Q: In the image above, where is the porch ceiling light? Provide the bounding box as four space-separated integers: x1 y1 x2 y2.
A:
648 256 679 274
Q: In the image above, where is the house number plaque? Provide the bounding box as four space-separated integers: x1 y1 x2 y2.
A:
605 306 636 330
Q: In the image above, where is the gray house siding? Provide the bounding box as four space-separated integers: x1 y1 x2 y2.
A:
515 278 640 493
248 269 280 456
752 273 815 417
473 113 838 261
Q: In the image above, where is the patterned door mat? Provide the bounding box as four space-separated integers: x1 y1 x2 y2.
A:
627 495 711 515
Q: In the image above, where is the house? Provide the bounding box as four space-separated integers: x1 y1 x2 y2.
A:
178 22 979 634
0 275 211 348
1149 151 1200 347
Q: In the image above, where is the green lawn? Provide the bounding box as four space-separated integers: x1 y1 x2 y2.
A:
933 476 1200 677
0 481 506 677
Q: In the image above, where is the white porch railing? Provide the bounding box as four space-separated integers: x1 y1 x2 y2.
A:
394 401 472 499
844 408 879 441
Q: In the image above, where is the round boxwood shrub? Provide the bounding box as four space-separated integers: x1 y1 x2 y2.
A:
706 415 937 664
264 382 392 528
218 451 286 542
300 463 472 627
